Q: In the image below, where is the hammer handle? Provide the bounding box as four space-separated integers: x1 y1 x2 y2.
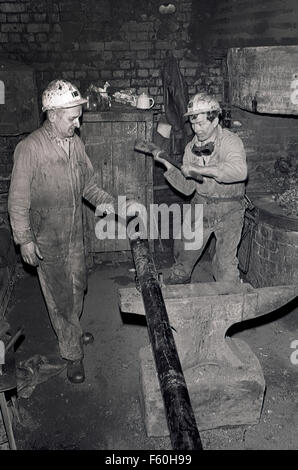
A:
5 327 24 353
134 139 203 182
134 139 181 170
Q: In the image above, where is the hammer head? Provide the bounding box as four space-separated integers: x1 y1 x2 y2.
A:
134 139 164 156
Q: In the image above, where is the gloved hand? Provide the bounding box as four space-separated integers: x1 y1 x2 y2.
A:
20 241 43 267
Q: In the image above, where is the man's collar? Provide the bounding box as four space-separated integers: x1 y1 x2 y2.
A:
43 120 73 145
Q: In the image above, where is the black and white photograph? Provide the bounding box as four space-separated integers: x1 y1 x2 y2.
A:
0 0 297 456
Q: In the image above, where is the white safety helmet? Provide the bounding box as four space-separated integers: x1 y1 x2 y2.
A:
42 79 88 112
184 92 221 116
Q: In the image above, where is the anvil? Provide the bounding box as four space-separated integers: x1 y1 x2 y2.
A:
119 281 297 434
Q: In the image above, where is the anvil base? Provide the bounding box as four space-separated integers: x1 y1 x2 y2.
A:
139 338 266 436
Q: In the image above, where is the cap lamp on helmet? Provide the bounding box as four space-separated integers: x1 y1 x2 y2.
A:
42 79 88 112
184 93 221 121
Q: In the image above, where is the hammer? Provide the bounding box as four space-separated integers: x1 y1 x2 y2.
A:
134 139 203 183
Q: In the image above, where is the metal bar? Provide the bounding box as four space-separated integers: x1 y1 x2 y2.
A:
129 237 203 450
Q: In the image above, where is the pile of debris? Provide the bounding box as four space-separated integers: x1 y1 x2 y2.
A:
274 188 298 217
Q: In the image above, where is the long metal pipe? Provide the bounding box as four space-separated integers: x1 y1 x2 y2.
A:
129 237 203 450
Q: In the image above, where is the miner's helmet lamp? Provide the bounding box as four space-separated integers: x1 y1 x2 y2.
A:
184 92 221 122
41 79 88 113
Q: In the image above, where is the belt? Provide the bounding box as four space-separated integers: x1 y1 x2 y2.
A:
195 194 245 204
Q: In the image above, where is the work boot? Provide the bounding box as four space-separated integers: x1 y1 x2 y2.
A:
161 263 191 285
67 359 85 384
82 331 94 345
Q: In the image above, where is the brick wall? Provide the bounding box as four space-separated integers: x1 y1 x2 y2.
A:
0 0 225 108
0 0 227 211
2 0 298 206
242 215 298 287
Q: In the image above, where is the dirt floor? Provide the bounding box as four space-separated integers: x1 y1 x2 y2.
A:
1 249 298 451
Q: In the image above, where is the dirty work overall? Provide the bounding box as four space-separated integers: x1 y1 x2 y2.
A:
164 125 247 282
8 121 114 360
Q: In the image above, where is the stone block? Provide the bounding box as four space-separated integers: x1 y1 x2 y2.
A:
137 50 149 60
125 70 136 78
87 70 100 80
131 78 151 87
100 70 112 79
137 32 149 41
34 13 47 22
7 14 19 23
0 3 26 13
27 23 50 33
136 59 155 69
53 24 62 33
139 339 265 436
105 41 129 51
149 69 159 78
8 32 20 42
36 33 48 43
149 87 158 96
113 70 124 78
130 41 152 51
184 68 197 77
62 71 75 79
1 23 23 32
154 96 163 104
120 60 130 69
108 78 131 88
138 69 149 78
126 21 154 32
156 41 173 50
75 70 87 79
0 33 8 43
81 42 104 51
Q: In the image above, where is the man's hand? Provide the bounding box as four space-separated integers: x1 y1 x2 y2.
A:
152 150 172 170
20 241 43 267
181 163 203 181
181 163 220 182
181 164 194 178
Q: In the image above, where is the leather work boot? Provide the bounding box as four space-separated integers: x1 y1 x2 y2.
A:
82 331 94 345
161 263 191 285
67 359 85 384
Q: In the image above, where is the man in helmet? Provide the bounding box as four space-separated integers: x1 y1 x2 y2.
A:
154 92 248 284
8 79 126 384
